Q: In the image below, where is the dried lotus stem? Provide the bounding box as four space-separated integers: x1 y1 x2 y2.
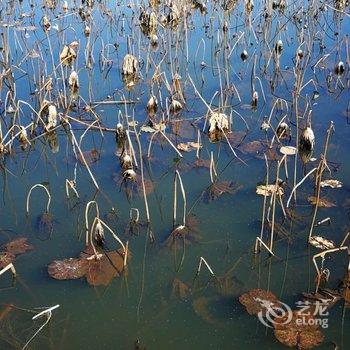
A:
26 184 51 215
65 179 79 198
85 201 100 246
312 246 348 292
196 257 215 277
0 263 16 278
209 151 217 184
173 170 187 227
90 217 128 266
130 208 140 223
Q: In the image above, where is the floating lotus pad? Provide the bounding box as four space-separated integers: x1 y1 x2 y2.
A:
4 238 33 255
48 245 128 286
239 289 281 316
274 311 324 349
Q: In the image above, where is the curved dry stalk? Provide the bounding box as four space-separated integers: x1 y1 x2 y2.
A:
26 184 51 215
90 217 128 266
159 130 183 158
130 208 140 223
85 201 100 246
209 151 217 184
173 170 187 227
22 305 60 350
269 154 286 251
67 121 100 190
312 246 348 292
286 168 317 208
65 179 79 198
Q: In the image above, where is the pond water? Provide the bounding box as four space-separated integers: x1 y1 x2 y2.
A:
0 0 350 349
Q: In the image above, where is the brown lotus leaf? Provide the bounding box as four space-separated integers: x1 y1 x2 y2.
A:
48 258 88 280
239 140 264 154
171 278 190 300
256 147 281 161
302 289 341 309
177 142 201 152
0 304 14 321
0 252 15 269
136 177 154 196
342 271 350 307
171 120 195 139
165 215 201 249
78 149 100 166
208 181 242 201
193 158 211 169
274 311 324 349
192 296 227 325
38 212 54 237
84 250 125 286
308 196 336 208
239 289 281 316
48 245 128 286
4 238 33 255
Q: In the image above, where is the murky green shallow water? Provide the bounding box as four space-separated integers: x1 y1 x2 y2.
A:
0 0 350 349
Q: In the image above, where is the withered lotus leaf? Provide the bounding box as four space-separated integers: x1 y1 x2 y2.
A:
48 246 128 286
4 238 33 255
240 140 264 154
48 258 88 280
274 311 324 349
308 196 336 208
208 181 242 201
239 289 281 316
0 252 15 269
82 250 125 286
171 278 190 300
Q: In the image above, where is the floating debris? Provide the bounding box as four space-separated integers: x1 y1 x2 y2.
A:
309 236 335 250
280 146 297 156
256 183 284 196
319 179 342 189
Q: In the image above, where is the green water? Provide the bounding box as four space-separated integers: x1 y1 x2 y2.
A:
0 0 350 349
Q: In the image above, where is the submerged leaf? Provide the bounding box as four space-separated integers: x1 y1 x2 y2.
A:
171 278 190 300
239 289 281 316
308 196 336 208
207 181 242 201
4 238 33 255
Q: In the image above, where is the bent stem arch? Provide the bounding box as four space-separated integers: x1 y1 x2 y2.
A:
26 184 51 215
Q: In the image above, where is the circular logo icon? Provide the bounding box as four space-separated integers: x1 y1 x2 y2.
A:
255 297 292 328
